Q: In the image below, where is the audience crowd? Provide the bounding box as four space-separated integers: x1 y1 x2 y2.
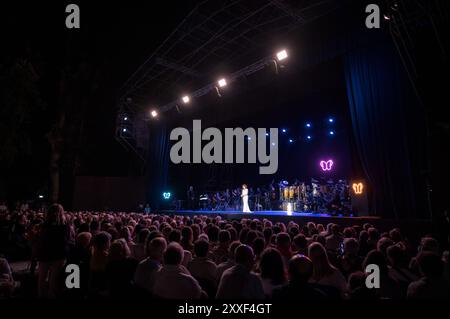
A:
0 203 448 299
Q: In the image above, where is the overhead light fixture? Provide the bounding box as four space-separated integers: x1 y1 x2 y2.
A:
182 95 190 104
218 78 227 87
276 49 288 61
151 110 158 118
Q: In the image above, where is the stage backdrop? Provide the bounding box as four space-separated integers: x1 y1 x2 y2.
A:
73 176 145 211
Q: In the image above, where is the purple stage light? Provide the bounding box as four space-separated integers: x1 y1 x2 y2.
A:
320 159 334 171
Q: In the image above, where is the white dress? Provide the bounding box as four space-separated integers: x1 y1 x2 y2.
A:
242 188 251 213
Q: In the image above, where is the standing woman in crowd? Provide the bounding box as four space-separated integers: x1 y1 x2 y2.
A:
37 204 70 298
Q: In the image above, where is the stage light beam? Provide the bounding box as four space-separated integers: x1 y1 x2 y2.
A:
276 50 288 61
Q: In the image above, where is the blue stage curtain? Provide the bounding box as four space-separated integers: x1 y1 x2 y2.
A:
344 35 427 219
146 122 170 209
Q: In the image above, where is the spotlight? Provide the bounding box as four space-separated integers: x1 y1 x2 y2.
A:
289 139 293 143
329 131 335 136
182 95 190 104
218 78 227 87
265 133 269 137
38 195 44 199
306 122 311 128
328 118 334 123
124 116 128 121
281 128 287 133
122 128 127 132
306 135 312 140
151 110 158 118
247 136 252 141
271 142 276 146
383 14 391 20
276 49 288 61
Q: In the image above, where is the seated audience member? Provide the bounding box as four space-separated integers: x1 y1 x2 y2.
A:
89 231 111 294
292 234 308 256
130 228 149 261
347 271 378 300
325 224 343 252
188 239 218 294
363 250 402 299
407 252 449 299
276 232 292 265
0 257 15 298
337 238 363 278
212 230 231 264
409 237 440 275
376 237 394 257
272 254 326 299
308 242 347 297
216 244 265 299
134 237 167 294
153 243 203 299
217 241 241 280
387 244 418 294
37 204 70 299
180 226 194 252
105 239 139 297
259 248 287 297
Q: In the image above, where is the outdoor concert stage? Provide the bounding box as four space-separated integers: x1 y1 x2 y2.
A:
159 209 433 234
160 209 384 227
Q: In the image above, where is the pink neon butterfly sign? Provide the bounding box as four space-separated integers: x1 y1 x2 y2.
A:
320 160 334 172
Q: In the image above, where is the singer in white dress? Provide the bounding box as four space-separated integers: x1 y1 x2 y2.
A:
241 184 251 213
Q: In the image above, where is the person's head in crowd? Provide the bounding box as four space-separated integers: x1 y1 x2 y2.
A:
343 238 359 257
239 228 249 243
317 224 325 233
168 229 181 243
288 254 314 283
162 226 173 239
331 224 340 236
45 204 66 226
119 226 132 243
363 250 388 273
246 230 258 245
308 242 335 279
368 227 380 242
293 234 308 254
363 223 372 232
76 232 92 249
234 244 255 271
347 271 377 299
207 225 220 243
417 251 444 279
181 226 193 246
109 238 131 262
92 231 112 254
252 237 266 259
377 237 394 257
276 232 291 252
259 248 286 285
418 237 440 255
226 241 241 261
193 239 209 258
164 242 184 266
263 227 273 245
343 227 355 238
137 228 150 245
147 237 167 262
316 235 327 247
389 228 403 243
228 227 237 242
218 230 231 248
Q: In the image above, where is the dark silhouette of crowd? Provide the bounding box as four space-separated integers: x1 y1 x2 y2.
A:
0 203 448 299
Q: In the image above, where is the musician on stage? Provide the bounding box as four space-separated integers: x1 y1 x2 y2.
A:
241 184 251 213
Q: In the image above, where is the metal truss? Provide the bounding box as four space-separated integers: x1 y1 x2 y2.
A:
116 0 343 164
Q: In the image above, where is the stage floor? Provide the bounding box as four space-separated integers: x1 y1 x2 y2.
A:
160 209 383 226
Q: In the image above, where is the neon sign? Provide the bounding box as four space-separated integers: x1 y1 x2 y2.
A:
352 183 364 195
320 160 334 172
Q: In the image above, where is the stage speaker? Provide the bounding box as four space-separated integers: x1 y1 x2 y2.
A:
350 180 369 216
